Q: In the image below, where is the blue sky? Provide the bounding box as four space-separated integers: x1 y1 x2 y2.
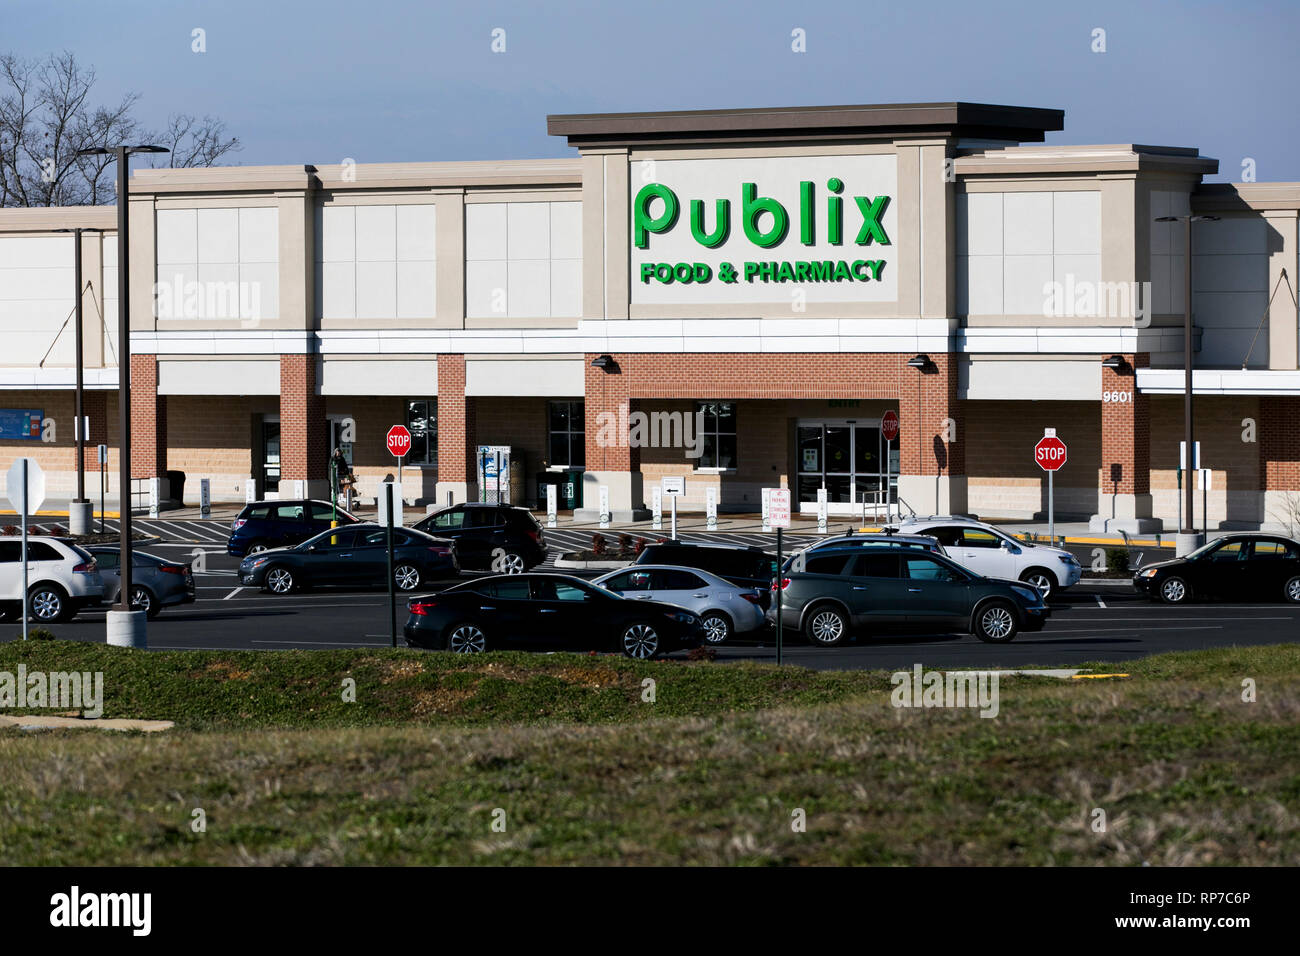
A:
3 0 1295 182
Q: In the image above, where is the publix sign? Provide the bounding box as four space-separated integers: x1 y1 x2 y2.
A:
629 154 899 305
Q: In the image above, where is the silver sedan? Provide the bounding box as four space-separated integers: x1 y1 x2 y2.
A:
87 548 196 619
594 564 766 644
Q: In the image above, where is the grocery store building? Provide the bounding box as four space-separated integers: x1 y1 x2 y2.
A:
2 102 1298 531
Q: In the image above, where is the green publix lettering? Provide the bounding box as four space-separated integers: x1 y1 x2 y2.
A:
634 179 890 250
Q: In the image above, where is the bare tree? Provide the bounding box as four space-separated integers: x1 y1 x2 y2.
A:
0 51 240 207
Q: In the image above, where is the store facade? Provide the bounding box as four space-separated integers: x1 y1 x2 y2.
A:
2 102 1298 531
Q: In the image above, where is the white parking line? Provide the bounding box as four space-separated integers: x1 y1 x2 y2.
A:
1095 594 1107 608
222 587 244 600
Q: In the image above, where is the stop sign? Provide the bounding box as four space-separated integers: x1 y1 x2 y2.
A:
881 410 900 442
386 425 412 458
1034 435 1067 472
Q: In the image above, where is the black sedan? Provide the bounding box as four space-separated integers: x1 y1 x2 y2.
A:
404 573 705 658
238 523 458 594
1133 533 1300 604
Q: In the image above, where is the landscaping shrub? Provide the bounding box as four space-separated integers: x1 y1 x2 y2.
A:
591 533 607 556
1105 548 1130 573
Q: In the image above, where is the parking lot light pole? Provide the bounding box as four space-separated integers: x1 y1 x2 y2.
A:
77 144 169 645
54 226 104 535
1155 213 1219 552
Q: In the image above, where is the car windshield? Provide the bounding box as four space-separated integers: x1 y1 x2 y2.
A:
296 527 358 550
1187 539 1228 560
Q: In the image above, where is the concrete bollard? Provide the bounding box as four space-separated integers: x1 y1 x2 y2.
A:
106 609 147 648
68 500 94 536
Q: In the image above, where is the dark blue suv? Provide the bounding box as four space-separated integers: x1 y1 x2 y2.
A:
227 499 358 557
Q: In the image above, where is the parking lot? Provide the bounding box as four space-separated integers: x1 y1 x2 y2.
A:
3 517 1297 669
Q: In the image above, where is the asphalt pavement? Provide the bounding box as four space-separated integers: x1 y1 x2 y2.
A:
2 519 1295 670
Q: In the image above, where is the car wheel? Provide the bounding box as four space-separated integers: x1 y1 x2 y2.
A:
28 584 69 623
394 563 421 592
974 600 1019 643
1159 575 1191 604
804 604 849 647
246 541 268 555
1284 575 1300 604
621 622 661 659
131 586 160 620
265 565 295 594
700 611 732 644
496 551 526 575
446 622 487 653
1019 567 1058 598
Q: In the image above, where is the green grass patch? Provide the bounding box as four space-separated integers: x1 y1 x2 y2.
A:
0 641 1297 864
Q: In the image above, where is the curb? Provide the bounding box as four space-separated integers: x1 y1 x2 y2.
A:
553 555 635 570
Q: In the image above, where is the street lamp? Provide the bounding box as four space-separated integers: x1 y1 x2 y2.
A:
75 145 169 647
54 226 105 536
1155 212 1219 546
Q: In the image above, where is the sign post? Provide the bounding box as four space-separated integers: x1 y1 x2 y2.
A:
97 443 108 534
816 486 828 534
1199 467 1211 539
1179 441 1201 533
651 486 662 532
761 487 772 533
769 488 792 665
199 478 211 519
387 425 412 490
598 486 611 530
705 486 718 531
662 477 684 539
546 484 557 529
1034 429 1067 544
6 458 46 641
384 481 396 648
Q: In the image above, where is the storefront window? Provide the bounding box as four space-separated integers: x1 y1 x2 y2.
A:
697 401 737 469
548 400 585 468
406 399 437 466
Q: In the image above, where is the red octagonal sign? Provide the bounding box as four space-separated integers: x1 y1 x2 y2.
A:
1034 435 1067 472
387 425 412 458
880 410 900 442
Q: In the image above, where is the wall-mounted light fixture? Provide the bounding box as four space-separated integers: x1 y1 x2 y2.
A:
1101 354 1127 371
907 354 931 370
591 354 617 372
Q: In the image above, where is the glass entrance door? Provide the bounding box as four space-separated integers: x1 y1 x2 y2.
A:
796 419 897 514
262 422 281 494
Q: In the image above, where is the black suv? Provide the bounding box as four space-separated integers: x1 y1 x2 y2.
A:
412 503 547 573
771 545 1049 645
634 541 777 607
228 499 358 557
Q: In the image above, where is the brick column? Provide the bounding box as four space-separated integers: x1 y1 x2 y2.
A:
129 353 167 482
897 352 965 515
1091 352 1157 531
81 390 109 474
1260 396 1300 531
279 354 327 497
580 354 646 520
435 354 477 504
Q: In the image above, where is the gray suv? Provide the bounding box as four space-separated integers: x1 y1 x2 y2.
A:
770 545 1049 645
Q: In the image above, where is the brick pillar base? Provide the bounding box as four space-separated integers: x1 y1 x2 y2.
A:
435 355 478 505
129 355 169 504
279 354 328 498
897 352 965 516
1091 352 1159 532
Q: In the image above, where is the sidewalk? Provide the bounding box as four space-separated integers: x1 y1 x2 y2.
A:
0 496 1234 549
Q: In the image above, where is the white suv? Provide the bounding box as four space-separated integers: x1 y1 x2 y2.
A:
0 537 105 623
891 517 1081 596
